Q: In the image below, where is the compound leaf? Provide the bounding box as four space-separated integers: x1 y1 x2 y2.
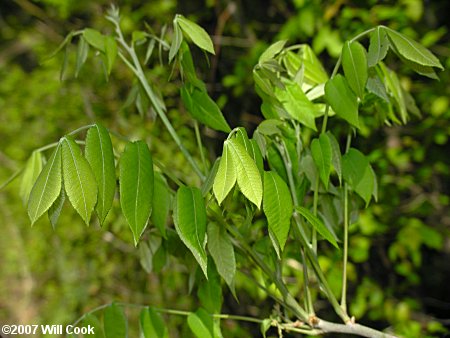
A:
342 41 368 98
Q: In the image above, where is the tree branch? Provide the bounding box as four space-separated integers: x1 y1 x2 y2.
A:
315 319 398 338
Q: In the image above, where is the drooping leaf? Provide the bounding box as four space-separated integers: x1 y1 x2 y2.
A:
103 303 127 338
82 313 104 338
213 143 236 205
177 15 215 54
379 63 407 123
120 141 154 245
342 41 368 98
140 307 168 338
48 184 65 229
259 40 287 64
187 308 214 338
207 223 236 290
139 241 154 273
181 85 231 133
325 74 359 128
400 57 439 80
227 138 263 208
384 27 443 70
296 206 338 248
261 319 272 338
325 132 343 184
201 157 220 196
366 70 390 103
85 124 116 225
263 171 293 257
275 81 318 131
174 186 208 277
61 136 97 225
169 21 183 62
28 144 62 225
75 36 89 78
198 261 223 314
342 148 375 206
20 151 43 204
311 134 332 189
150 172 170 238
105 36 118 75
83 28 105 52
368 26 390 67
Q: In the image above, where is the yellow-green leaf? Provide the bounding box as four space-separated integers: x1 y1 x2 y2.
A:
342 41 368 98
61 136 97 225
325 74 359 128
20 151 43 204
296 206 338 249
177 15 215 54
213 142 236 205
28 144 62 225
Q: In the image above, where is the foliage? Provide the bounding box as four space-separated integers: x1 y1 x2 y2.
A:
1 1 449 338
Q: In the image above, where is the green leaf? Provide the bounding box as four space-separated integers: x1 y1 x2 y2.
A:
227 139 263 208
187 309 213 338
177 15 215 54
296 206 338 248
120 141 154 245
61 136 97 225
48 184 65 229
368 26 389 67
261 319 272 338
201 157 220 196
150 172 170 238
20 151 43 204
83 28 105 52
28 144 62 225
342 148 375 206
275 81 318 131
198 261 223 314
325 74 359 128
85 124 116 225
342 41 368 98
326 132 342 184
174 186 208 277
105 36 118 75
263 171 293 257
60 42 70 82
169 21 183 62
75 36 89 78
384 27 443 70
103 303 127 338
311 134 332 189
140 307 168 338
207 223 236 290
181 85 231 133
82 313 104 338
259 40 287 64
213 143 236 205
366 71 389 103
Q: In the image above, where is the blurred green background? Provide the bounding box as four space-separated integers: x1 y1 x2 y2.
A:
0 1 449 337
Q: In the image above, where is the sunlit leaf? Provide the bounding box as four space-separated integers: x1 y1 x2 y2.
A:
384 27 443 70
368 26 389 67
61 136 97 225
177 15 215 54
20 151 43 204
325 74 359 128
103 303 127 338
263 171 293 257
342 41 368 98
275 81 318 131
85 124 116 225
227 138 263 208
213 142 236 205
181 85 231 133
259 40 286 64
28 144 61 225
120 141 154 245
311 134 332 189
187 308 213 338
207 223 236 290
150 172 170 238
140 307 168 338
83 28 105 52
296 206 338 248
174 186 208 277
